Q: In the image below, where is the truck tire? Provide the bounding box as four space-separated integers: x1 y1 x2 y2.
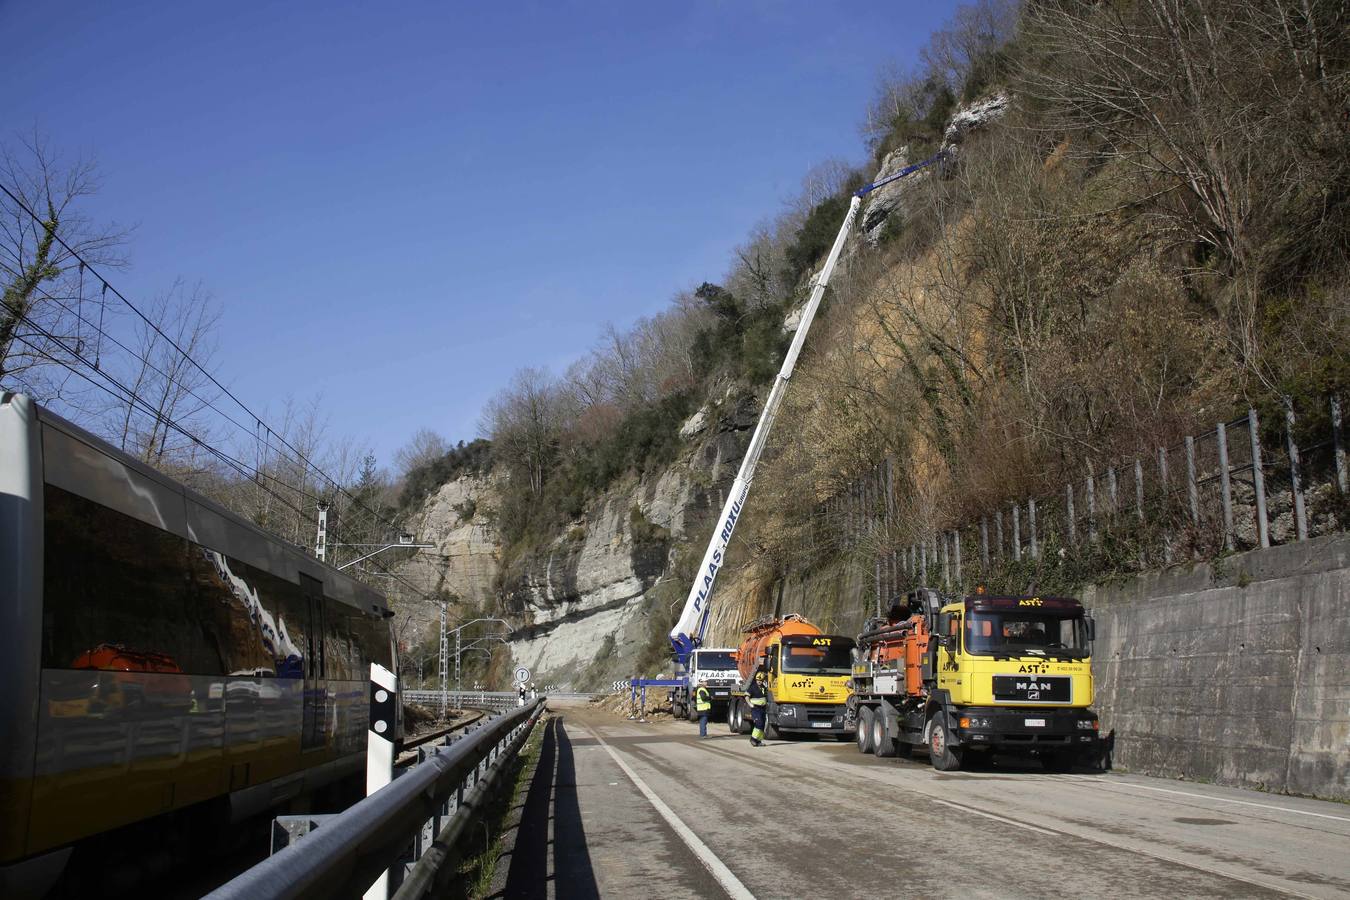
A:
687 703 699 722
764 718 781 741
928 717 963 771
857 706 876 754
873 710 897 758
727 703 737 733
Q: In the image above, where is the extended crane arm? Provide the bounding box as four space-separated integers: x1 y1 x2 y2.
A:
667 153 943 662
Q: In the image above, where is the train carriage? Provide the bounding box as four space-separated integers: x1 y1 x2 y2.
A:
0 392 396 898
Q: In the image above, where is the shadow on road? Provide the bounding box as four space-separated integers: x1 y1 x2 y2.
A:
500 716 600 900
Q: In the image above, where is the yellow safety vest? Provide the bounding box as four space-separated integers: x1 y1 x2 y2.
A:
695 687 711 712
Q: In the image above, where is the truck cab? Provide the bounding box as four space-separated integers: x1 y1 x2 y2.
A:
933 594 1101 768
672 648 740 722
852 590 1103 771
730 631 857 738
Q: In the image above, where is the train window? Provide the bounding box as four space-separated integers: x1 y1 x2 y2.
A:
43 486 226 675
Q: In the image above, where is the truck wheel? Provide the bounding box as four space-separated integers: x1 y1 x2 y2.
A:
1041 751 1076 773
873 711 897 758
928 718 963 771
727 704 738 733
857 707 876 754
764 719 781 741
687 703 699 722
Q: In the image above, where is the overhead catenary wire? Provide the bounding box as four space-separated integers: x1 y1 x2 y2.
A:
0 179 417 554
0 188 451 609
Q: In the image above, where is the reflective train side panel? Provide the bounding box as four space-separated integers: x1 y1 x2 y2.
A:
0 392 394 896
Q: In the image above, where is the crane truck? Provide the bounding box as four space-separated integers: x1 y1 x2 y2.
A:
850 588 1104 771
726 614 855 738
669 647 742 721
643 155 946 720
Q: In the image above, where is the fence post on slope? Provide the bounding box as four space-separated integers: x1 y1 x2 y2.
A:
1249 408 1270 549
1333 394 1347 495
1217 421 1235 552
1185 436 1200 530
1285 398 1308 541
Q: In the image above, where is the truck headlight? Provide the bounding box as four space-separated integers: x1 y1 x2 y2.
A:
1077 719 1099 730
959 716 992 729
779 705 796 718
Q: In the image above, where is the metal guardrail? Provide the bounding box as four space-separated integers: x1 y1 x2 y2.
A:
403 689 599 711
203 698 546 900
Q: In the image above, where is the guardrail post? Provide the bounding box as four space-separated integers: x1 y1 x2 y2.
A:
1285 398 1308 541
1217 422 1234 551
1333 394 1347 494
1249 409 1269 548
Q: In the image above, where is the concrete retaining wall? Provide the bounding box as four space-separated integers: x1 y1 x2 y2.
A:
1086 532 1349 801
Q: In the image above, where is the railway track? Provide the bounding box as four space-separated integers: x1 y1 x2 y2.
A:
396 709 489 767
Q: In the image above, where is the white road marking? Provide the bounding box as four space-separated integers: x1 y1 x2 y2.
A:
1063 775 1350 823
927 797 1058 835
586 725 756 900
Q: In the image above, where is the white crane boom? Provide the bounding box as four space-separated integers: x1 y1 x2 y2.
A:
667 154 942 661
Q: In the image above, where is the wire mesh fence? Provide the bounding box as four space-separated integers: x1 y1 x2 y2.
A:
815 393 1348 612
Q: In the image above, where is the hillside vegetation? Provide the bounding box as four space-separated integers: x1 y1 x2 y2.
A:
404 0 1347 652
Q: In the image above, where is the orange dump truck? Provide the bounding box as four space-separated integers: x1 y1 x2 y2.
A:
727 614 855 739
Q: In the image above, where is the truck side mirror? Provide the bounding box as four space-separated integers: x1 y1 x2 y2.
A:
1085 616 1096 642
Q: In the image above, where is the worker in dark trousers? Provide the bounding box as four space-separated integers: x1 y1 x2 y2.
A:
747 669 769 747
694 680 712 738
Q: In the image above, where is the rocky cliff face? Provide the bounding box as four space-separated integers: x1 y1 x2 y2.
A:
399 383 757 689
401 96 1012 689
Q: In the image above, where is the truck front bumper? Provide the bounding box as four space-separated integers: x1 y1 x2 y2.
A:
774 702 853 735
955 707 1101 754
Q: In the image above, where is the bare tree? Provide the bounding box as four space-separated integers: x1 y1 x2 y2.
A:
113 279 222 467
483 367 566 497
0 131 130 390
394 427 450 477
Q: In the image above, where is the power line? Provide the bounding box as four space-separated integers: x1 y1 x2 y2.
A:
0 180 416 551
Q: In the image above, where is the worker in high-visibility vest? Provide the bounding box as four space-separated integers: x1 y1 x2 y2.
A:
694 680 712 738
747 669 769 747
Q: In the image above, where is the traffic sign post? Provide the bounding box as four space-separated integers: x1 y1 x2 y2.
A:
514 666 531 684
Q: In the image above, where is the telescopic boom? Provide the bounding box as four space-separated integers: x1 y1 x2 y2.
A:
667 154 943 662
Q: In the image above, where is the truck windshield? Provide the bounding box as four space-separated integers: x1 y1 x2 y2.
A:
694 652 736 670
781 642 853 675
966 612 1089 658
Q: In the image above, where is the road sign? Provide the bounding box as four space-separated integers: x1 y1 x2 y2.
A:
513 666 531 684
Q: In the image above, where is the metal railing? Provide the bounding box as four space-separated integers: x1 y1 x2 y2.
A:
403 689 599 711
204 698 545 900
816 392 1347 606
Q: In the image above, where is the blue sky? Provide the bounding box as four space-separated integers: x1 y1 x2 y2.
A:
0 0 957 466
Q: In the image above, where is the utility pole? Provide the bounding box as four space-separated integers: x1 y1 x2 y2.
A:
314 502 329 562
438 600 449 720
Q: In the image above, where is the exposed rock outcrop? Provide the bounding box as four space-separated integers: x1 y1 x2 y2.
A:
860 93 1010 244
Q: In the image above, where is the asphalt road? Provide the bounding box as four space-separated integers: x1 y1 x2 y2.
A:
488 703 1350 899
